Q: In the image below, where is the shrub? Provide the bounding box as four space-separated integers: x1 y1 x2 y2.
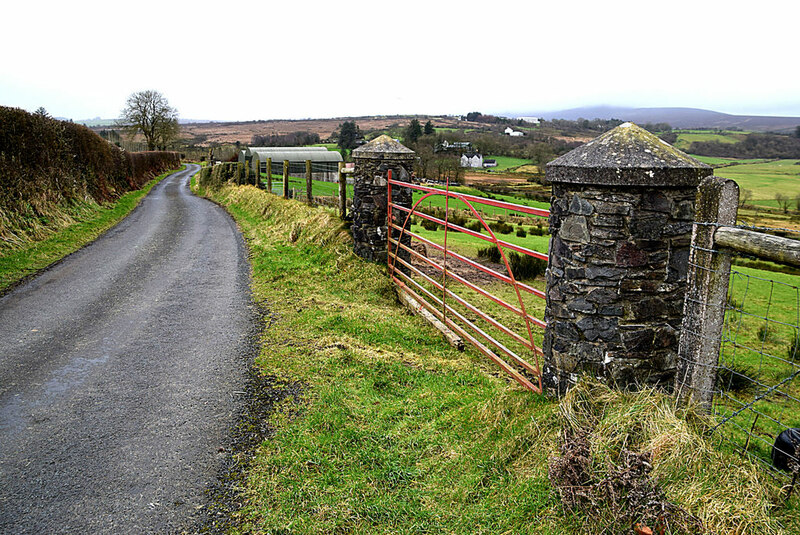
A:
516 227 527 238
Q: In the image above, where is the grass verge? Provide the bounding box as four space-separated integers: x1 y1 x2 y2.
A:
194 181 799 534
0 166 183 293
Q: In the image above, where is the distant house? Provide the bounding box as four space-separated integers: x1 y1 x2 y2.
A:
519 116 540 125
504 127 525 137
461 152 483 168
483 159 497 168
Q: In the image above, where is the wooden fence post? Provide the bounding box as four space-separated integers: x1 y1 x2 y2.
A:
236 162 244 185
675 176 739 410
283 160 289 198
266 158 272 194
306 159 313 205
252 156 259 188
338 162 347 219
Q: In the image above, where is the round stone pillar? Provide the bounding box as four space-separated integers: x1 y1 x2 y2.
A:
543 122 712 394
351 135 415 263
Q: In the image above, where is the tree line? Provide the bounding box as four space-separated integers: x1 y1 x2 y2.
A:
251 131 321 147
687 133 800 159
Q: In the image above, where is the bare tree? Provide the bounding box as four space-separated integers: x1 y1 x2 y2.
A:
776 192 790 214
117 90 179 151
738 188 753 209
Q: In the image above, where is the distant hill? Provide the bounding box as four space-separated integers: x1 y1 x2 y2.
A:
75 118 213 127
519 106 800 133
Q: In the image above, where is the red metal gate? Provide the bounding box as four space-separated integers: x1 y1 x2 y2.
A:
387 170 549 392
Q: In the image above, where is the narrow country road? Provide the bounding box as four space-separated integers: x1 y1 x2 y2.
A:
0 165 256 533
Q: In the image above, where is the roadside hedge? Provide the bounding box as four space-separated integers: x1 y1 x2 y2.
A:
0 106 180 248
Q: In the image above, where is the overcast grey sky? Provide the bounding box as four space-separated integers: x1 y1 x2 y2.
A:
2 0 798 121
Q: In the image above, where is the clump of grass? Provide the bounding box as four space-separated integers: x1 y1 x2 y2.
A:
516 227 527 238
788 332 800 361
465 220 483 233
476 247 546 280
420 217 440 231
758 324 777 344
551 378 792 534
477 245 502 263
508 252 547 280
489 220 514 234
716 362 760 394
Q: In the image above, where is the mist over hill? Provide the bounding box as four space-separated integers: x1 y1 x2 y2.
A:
518 106 800 133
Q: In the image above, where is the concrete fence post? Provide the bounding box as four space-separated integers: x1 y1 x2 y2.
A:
306 159 313 205
675 177 739 410
351 135 415 263
283 160 289 199
266 158 273 193
543 123 713 395
338 162 347 219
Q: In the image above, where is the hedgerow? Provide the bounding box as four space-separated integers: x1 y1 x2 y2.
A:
0 106 180 248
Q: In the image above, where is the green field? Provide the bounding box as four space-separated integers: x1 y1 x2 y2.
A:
407 222 549 260
484 155 534 171
716 265 800 466
411 185 549 219
311 143 340 150
711 159 800 203
673 131 745 151
692 156 770 166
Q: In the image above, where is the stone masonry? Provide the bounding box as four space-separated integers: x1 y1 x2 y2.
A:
351 135 415 263
543 123 712 395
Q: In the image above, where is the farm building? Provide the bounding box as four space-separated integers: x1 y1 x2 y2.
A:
248 147 343 181
239 146 328 164
504 127 524 137
483 159 497 168
460 152 484 168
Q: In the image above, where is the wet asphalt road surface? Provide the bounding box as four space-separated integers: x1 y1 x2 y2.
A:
0 165 255 533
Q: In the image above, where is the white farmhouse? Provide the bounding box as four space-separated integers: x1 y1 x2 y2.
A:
519 116 540 125
460 152 484 168
504 127 524 137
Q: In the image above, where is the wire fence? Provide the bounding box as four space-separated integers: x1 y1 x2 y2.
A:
680 212 800 485
714 225 800 482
